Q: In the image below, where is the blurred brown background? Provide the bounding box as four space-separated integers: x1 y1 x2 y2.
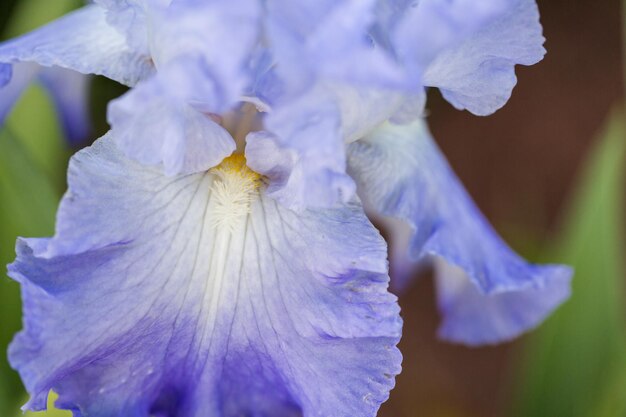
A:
379 0 624 416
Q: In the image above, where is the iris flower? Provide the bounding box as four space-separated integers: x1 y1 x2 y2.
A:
1 0 572 415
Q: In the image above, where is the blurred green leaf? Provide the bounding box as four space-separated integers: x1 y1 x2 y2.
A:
6 84 71 192
2 0 81 38
512 109 626 417
589 354 626 417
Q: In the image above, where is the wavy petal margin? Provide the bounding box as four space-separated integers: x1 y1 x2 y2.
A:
348 120 571 345
10 133 402 416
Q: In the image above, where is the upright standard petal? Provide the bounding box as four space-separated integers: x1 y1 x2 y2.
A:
246 82 413 210
149 0 261 108
10 134 402 416
265 0 404 91
390 0 509 80
105 0 260 174
348 120 571 345
422 0 546 115
246 89 356 210
0 5 153 86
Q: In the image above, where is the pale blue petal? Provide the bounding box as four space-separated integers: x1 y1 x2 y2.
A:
245 46 284 106
388 90 426 124
264 0 351 91
92 0 259 102
333 84 408 142
104 0 260 173
107 65 235 176
246 90 356 210
92 0 153 55
10 134 401 416
435 260 571 345
265 0 404 92
39 67 92 146
298 0 406 88
148 0 260 108
246 83 415 210
422 0 545 115
391 0 509 78
348 120 572 344
0 63 11 86
0 5 153 86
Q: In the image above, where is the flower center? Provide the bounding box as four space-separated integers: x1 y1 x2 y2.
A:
209 154 262 232
220 102 263 152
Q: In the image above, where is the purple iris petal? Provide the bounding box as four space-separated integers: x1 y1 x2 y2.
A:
348 119 572 345
422 0 546 115
435 260 570 345
265 0 405 92
10 134 402 416
391 0 509 75
105 0 261 175
0 5 153 86
92 0 154 56
245 83 412 210
0 62 12 87
0 0 547 200
246 89 356 210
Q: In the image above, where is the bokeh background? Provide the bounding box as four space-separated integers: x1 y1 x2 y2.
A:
0 1 624 416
